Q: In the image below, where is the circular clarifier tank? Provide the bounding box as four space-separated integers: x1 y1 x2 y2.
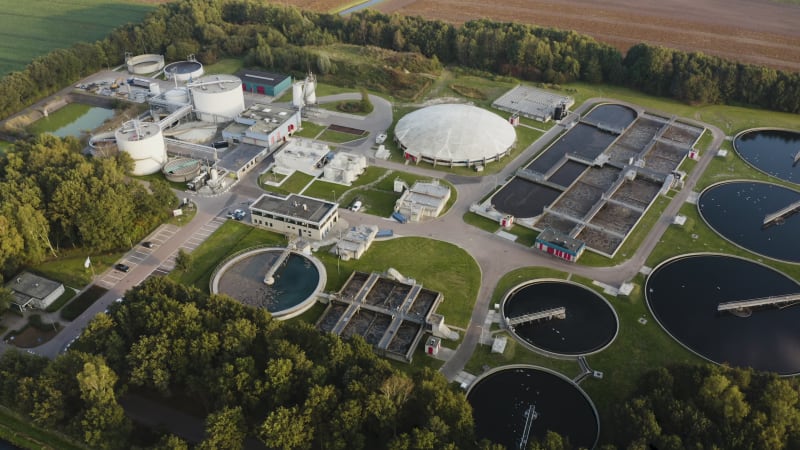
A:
646 253 800 375
211 247 326 319
734 128 800 185
502 279 618 356
467 365 599 449
698 180 800 263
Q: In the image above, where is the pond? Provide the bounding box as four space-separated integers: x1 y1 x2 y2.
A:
29 103 114 138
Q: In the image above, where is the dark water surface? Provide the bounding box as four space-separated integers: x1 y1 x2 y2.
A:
646 254 800 375
734 129 800 184
503 281 618 355
468 367 599 449
699 181 800 262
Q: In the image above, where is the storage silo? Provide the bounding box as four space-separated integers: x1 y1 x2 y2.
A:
304 73 316 105
115 121 167 176
292 81 305 108
189 75 245 122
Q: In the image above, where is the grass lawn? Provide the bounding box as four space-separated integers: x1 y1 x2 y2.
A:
462 212 500 233
44 287 78 313
292 121 327 139
203 58 244 75
260 171 315 195
0 406 85 450
35 250 126 288
317 128 365 144
0 0 155 77
340 190 398 218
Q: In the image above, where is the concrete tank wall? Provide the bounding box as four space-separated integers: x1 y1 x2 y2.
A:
191 75 245 122
127 54 165 74
115 121 167 176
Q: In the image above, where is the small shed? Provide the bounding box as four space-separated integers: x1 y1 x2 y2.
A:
236 70 291 97
425 336 441 356
6 272 65 311
534 228 586 262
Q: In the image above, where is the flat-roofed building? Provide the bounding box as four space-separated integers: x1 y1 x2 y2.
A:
534 228 586 262
222 103 301 149
6 272 65 311
249 193 339 240
237 70 292 97
395 180 451 222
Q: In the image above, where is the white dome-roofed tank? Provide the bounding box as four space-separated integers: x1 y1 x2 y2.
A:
189 74 245 122
115 121 167 176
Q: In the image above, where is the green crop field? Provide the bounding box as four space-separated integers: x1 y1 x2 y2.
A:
0 0 156 77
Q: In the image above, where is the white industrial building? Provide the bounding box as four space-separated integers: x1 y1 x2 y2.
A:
395 104 516 167
334 225 379 260
116 120 167 176
272 138 330 176
189 74 245 123
249 193 339 240
222 103 301 150
6 272 65 311
395 179 451 222
323 152 367 184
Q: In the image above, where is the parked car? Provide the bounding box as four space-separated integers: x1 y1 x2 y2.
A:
142 241 154 249
350 200 362 212
233 209 246 220
114 263 130 273
375 132 387 144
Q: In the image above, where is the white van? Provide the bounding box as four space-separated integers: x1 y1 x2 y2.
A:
350 200 362 212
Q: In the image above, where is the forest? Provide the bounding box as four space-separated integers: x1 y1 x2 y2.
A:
0 277 478 449
0 135 177 277
0 0 799 120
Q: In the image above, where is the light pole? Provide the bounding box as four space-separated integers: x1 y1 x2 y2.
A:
331 189 336 203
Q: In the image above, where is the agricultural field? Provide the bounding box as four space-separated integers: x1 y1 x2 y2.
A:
0 0 157 77
288 0 800 72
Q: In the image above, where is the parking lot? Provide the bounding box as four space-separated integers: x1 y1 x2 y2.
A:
97 224 180 288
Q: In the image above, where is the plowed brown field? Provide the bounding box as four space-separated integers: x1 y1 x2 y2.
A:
287 0 800 72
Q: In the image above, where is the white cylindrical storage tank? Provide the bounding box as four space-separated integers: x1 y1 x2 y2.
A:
190 75 245 122
292 82 304 108
304 76 316 105
115 121 167 176
164 87 190 105
210 168 219 181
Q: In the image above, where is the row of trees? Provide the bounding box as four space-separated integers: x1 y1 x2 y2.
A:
0 278 482 449
0 135 177 276
2 0 800 119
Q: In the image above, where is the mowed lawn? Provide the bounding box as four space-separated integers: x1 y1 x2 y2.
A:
0 0 156 76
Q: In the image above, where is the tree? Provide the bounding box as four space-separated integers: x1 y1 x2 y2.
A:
75 356 128 449
175 249 192 272
198 406 246 450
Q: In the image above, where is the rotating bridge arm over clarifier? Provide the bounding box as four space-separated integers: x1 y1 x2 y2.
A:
507 307 566 327
762 199 800 226
717 293 800 312
263 248 291 285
